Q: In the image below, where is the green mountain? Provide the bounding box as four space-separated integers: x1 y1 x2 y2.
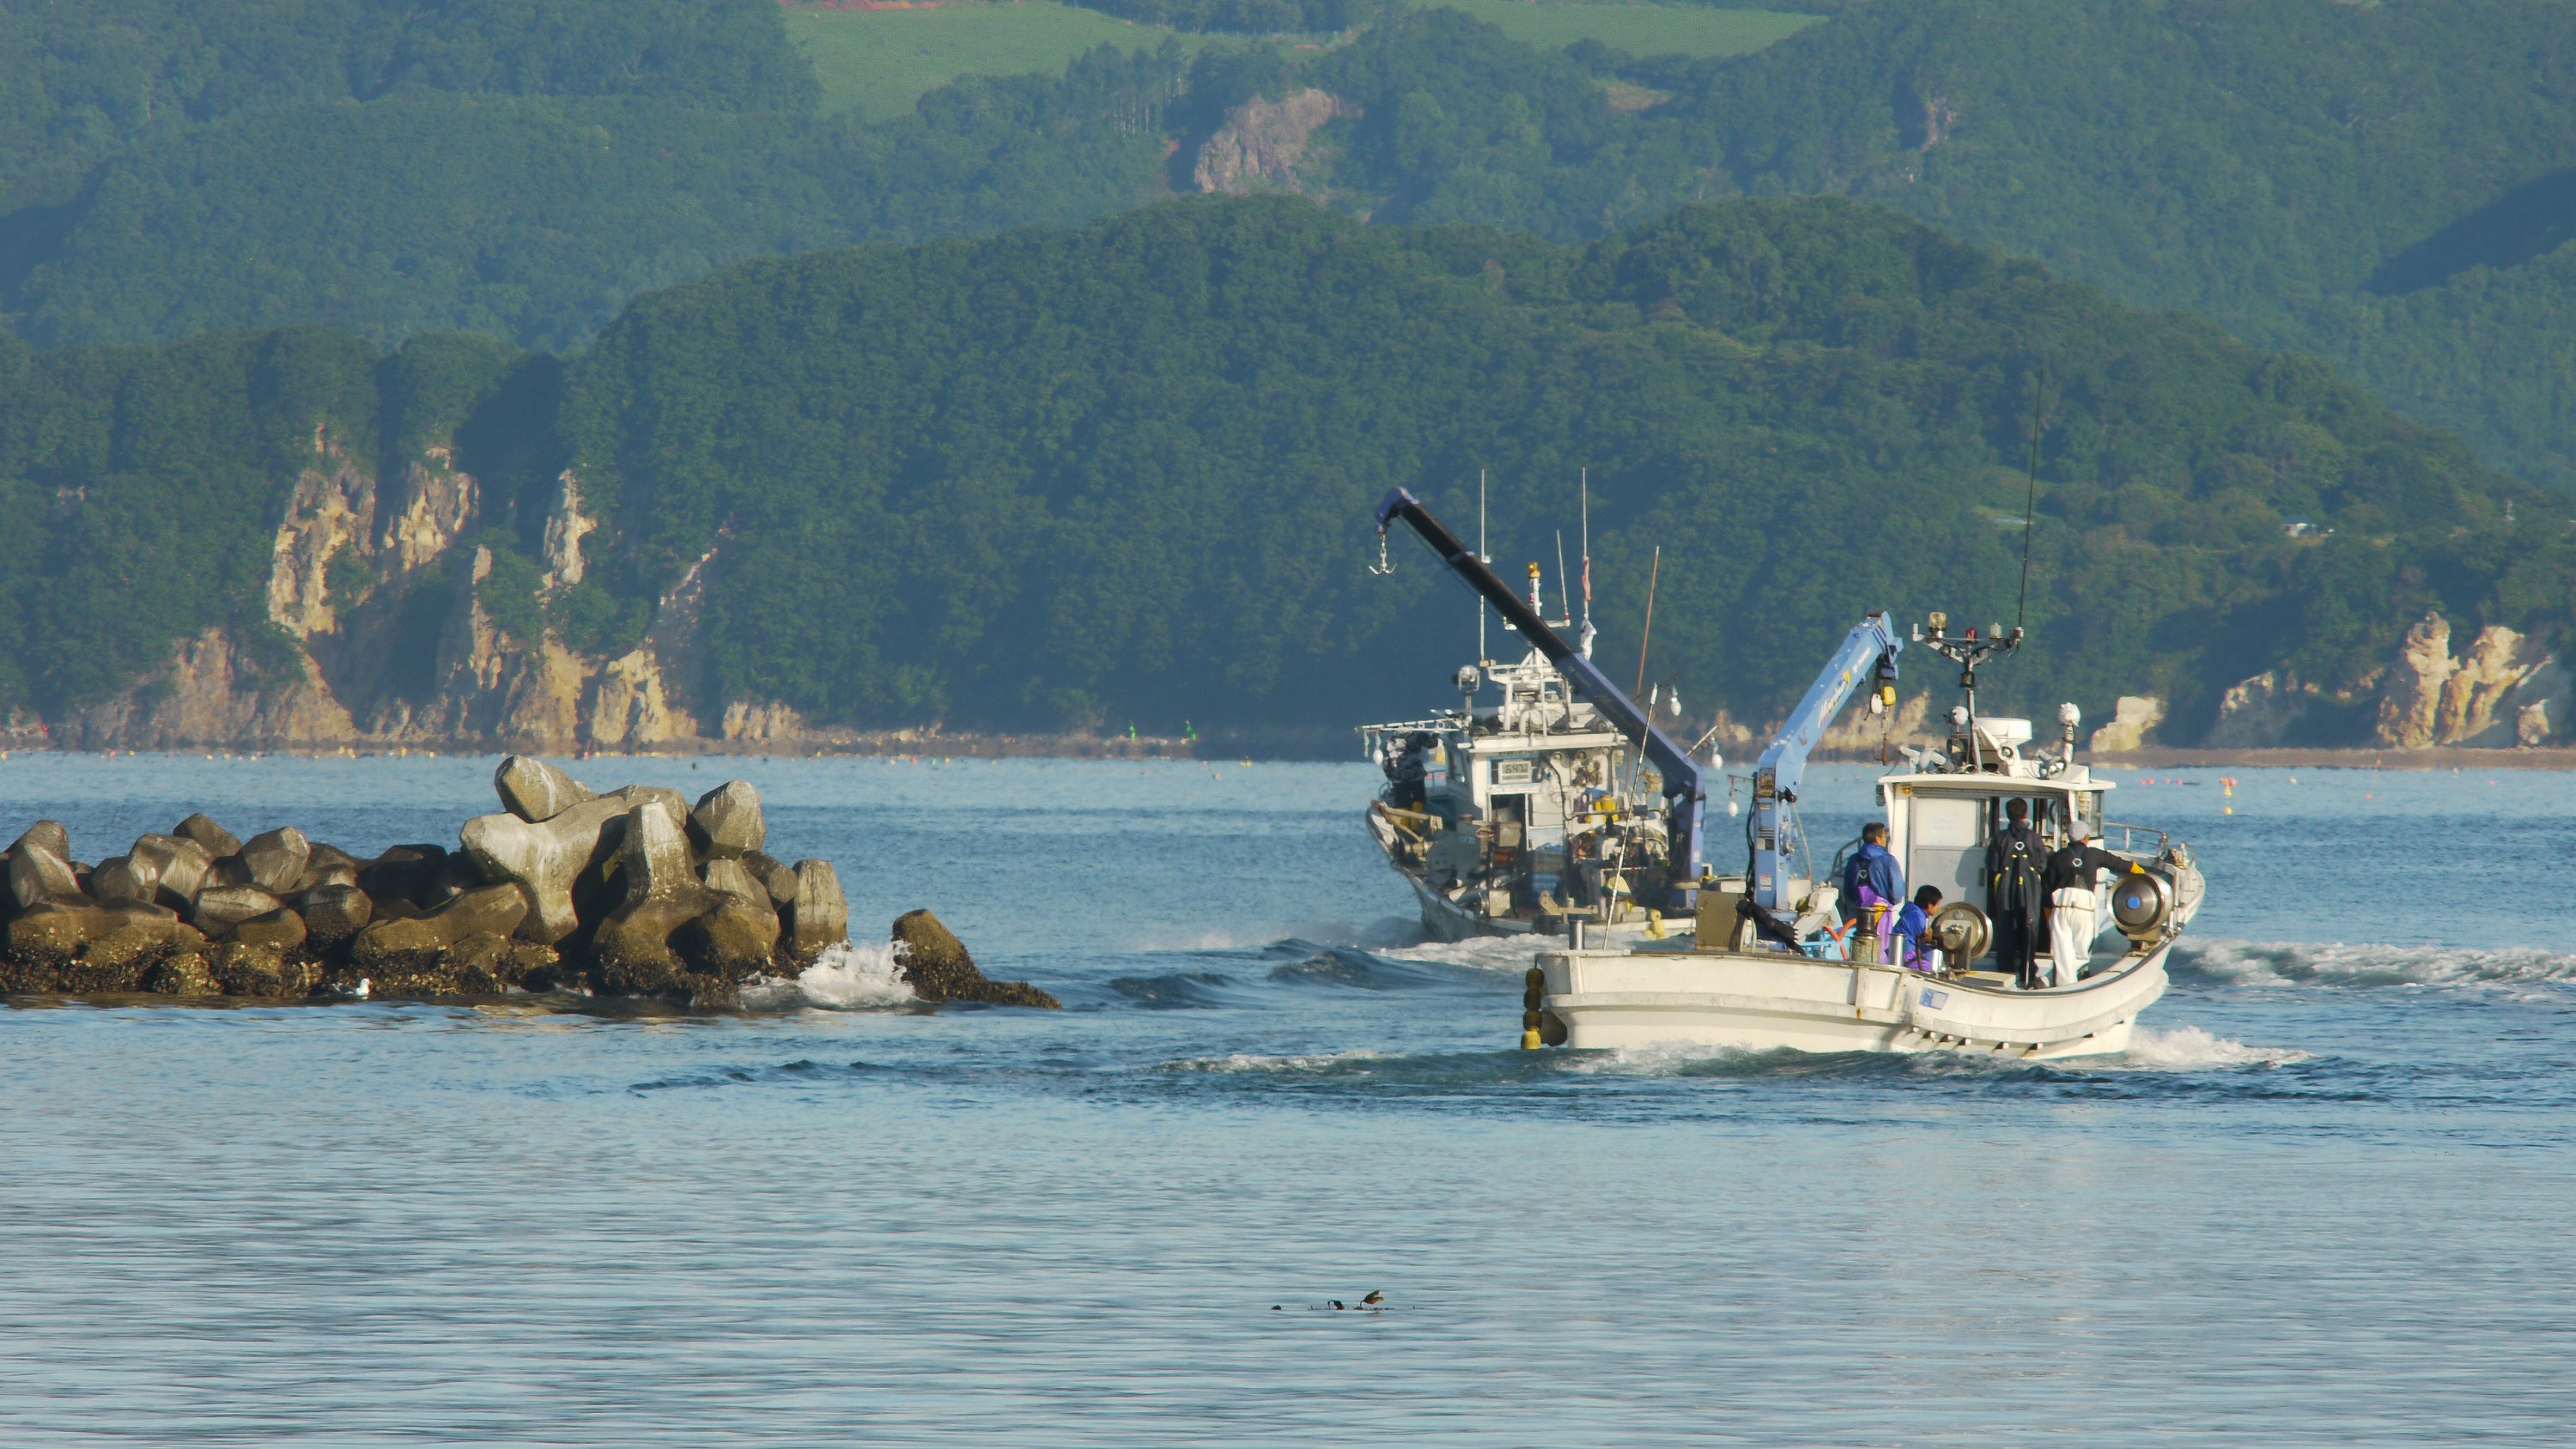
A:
1 197 2559 753
18 0 2576 506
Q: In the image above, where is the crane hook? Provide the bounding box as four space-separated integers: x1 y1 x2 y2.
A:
1367 527 1395 576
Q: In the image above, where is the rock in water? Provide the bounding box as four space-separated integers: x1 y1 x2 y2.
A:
688 781 766 859
144 950 214 997
90 854 160 906
357 845 452 908
295 885 373 950
238 828 312 894
234 908 308 954
742 850 799 910
459 794 632 944
785 859 848 965
8 840 83 910
680 858 779 973
192 885 285 938
591 800 717 993
129 834 215 908
352 883 532 967
890 909 1059 1008
495 756 595 823
174 813 243 858
209 941 310 998
9 820 72 864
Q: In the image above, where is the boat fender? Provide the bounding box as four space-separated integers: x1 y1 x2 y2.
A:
1522 967 1546 1050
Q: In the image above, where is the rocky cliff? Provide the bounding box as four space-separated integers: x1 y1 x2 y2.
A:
43 432 817 755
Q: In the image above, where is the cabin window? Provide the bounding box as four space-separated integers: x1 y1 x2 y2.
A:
1907 797 1989 916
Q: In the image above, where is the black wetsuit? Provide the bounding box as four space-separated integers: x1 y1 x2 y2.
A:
1984 821 2045 986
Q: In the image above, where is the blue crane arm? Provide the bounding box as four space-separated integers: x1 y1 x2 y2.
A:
1749 614 1902 910
1375 488 1705 897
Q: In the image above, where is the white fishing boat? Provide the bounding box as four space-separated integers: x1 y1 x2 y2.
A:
1361 488 1707 946
1525 614 2204 1059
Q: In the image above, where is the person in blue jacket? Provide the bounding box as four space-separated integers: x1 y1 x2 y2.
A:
1894 885 1943 972
1841 822 1905 963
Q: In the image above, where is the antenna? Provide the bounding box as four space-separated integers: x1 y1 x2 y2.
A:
1478 469 1488 663
1554 530 1570 626
2016 362 2046 632
1633 544 1661 698
1578 469 1595 658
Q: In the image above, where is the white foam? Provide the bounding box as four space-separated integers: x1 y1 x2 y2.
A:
2182 938 2576 989
1377 935 1543 973
2114 1024 2310 1070
1159 1047 1398 1073
740 941 917 1011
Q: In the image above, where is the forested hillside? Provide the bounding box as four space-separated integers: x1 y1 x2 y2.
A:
0 0 1182 349
3 198 2561 752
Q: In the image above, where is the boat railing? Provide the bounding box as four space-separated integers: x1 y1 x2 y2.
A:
2101 819 2169 859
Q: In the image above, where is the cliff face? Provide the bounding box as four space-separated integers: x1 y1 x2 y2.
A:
52 433 814 755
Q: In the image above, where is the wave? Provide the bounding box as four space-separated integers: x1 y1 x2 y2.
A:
1557 1024 2306 1078
1108 972 1239 1009
2111 1024 2311 1070
1158 1047 1403 1074
2178 938 2576 989
738 941 918 1011
1262 943 1466 991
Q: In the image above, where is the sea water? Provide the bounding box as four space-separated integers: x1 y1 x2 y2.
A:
2 755 2571 1446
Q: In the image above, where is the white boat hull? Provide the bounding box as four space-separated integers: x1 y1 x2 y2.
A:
1534 942 2171 1060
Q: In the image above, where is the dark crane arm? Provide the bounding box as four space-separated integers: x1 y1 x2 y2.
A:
1375 488 1705 900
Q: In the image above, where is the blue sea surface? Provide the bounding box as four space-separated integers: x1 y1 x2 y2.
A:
2 754 2571 1445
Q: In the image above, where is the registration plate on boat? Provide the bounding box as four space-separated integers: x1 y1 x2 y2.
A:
1919 988 1949 1009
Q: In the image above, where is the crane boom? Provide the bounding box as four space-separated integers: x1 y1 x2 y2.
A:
1750 613 1903 910
1375 488 1705 900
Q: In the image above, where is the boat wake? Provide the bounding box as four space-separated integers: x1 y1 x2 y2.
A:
2178 939 2576 990
739 942 918 1011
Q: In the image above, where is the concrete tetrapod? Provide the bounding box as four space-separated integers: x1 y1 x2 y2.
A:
352 883 532 969
785 860 849 965
192 885 285 937
680 858 780 974
9 840 83 910
90 853 160 906
591 800 719 995
295 884 374 950
129 834 215 908
688 781 766 859
495 756 596 824
459 794 634 945
237 828 312 895
9 820 71 865
174 813 242 858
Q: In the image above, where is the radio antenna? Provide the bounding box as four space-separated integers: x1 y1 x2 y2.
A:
1478 469 1488 662
2016 362 2046 632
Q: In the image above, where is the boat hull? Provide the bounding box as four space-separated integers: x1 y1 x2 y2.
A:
1534 943 2171 1059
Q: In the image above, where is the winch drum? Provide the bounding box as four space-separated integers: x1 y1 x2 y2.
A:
1928 901 1990 962
2111 870 2175 939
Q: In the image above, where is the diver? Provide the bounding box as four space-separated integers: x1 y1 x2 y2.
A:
2042 827 2142 987
1984 797 2046 987
1840 822 1905 964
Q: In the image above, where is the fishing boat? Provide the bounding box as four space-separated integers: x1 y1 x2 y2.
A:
1360 494 2205 1060
1360 486 1704 944
1525 614 2206 1059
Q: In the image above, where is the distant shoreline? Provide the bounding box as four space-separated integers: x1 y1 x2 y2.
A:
4 734 2574 770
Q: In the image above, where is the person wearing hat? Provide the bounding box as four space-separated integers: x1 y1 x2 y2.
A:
2040 827 2144 987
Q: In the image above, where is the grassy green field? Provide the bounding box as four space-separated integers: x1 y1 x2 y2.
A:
1427 1 1818 58
785 2 1218 122
786 2 1814 122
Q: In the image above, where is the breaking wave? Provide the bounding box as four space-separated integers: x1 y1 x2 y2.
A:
1158 1048 1403 1074
2178 939 2576 989
2113 1025 2311 1070
739 941 917 1011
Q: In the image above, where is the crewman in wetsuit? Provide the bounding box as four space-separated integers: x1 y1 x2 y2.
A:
1840 822 1905 964
2041 827 2145 987
1386 731 1437 812
1984 797 2046 987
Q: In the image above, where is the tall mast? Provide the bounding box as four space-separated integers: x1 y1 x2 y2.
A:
1478 469 1488 664
1578 469 1595 658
